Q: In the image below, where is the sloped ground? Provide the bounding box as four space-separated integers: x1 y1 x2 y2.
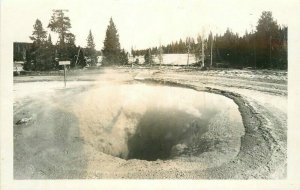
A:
13 67 287 179
141 68 287 178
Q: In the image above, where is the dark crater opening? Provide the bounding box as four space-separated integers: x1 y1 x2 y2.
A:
126 108 210 161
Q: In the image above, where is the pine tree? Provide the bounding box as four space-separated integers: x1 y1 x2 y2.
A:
102 18 121 65
86 30 97 66
87 30 96 49
41 34 56 70
30 19 47 44
48 10 72 46
120 49 129 65
25 19 49 71
77 48 86 68
256 11 280 68
48 9 74 60
131 47 135 57
47 34 53 45
144 49 153 65
65 34 78 67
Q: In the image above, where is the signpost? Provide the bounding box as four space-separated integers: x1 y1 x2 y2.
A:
59 61 70 88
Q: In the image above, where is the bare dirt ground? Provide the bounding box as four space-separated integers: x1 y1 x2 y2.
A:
13 67 287 179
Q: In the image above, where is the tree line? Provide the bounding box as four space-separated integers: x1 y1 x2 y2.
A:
23 10 128 71
132 11 287 69
22 10 287 71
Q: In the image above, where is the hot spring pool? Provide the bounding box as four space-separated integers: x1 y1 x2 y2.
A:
74 83 245 161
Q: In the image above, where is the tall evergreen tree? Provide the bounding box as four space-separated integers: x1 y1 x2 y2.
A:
256 11 280 68
29 19 47 44
144 49 153 65
86 30 97 66
41 33 57 70
48 10 72 45
277 26 287 69
102 18 121 65
120 49 129 65
24 19 52 71
87 30 96 49
47 34 53 45
77 48 86 68
131 47 135 57
48 9 74 60
65 34 78 67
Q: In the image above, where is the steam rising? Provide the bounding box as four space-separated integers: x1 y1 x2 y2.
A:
73 82 244 160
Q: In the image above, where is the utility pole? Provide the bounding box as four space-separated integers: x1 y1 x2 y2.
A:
186 37 190 66
201 38 205 68
210 35 213 69
63 65 66 87
200 29 206 68
269 35 272 68
131 46 133 69
254 34 256 69
148 48 152 69
158 42 163 69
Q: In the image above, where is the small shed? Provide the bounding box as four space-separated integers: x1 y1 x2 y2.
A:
13 61 24 72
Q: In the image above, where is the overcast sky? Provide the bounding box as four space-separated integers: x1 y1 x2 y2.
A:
2 0 294 51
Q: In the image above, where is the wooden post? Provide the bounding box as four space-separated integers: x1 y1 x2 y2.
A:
59 61 70 88
64 65 66 88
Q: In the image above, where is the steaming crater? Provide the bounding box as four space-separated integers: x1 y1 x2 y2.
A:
74 83 245 161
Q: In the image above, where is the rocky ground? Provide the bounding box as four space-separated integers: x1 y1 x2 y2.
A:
13 67 287 179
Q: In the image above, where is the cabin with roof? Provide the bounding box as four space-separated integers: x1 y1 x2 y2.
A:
13 42 32 73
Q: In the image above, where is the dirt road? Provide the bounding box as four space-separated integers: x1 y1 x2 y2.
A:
13 68 287 179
